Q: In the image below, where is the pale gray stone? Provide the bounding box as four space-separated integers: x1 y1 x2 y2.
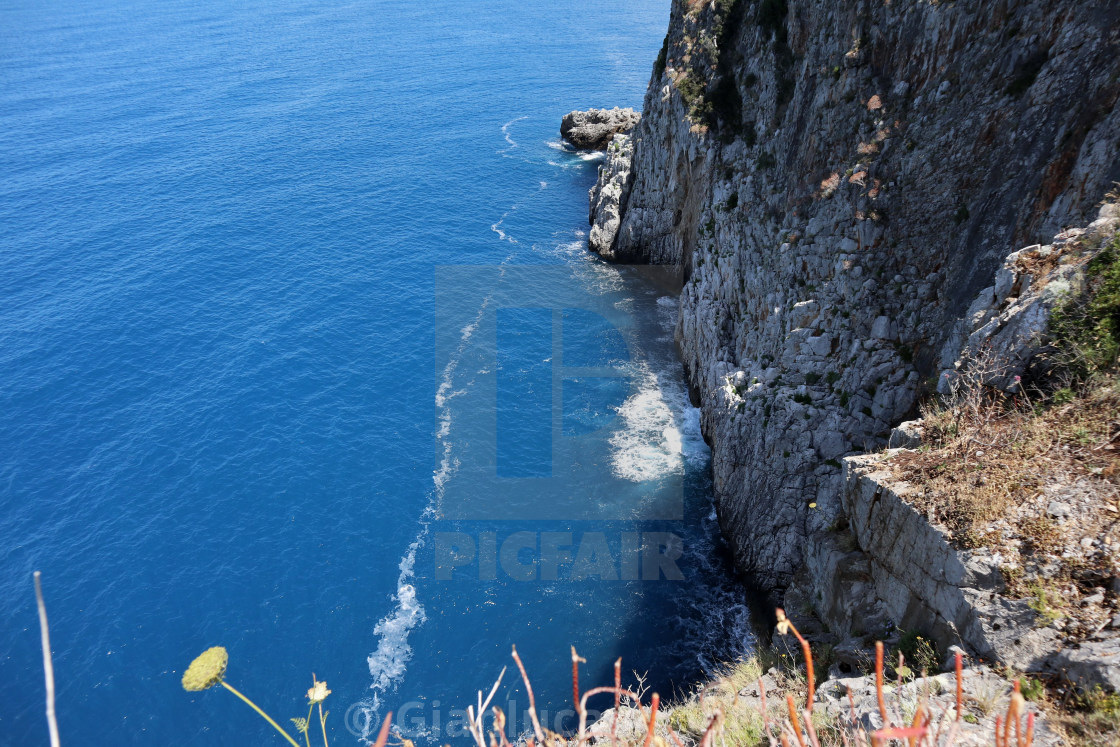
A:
1047 501 1072 519
560 107 640 150
1047 636 1120 692
870 316 894 340
888 420 924 448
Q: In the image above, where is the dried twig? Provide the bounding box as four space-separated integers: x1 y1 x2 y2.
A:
954 651 963 722
760 677 774 742
466 667 506 747
511 646 545 744
576 685 642 744
802 708 821 747
613 658 622 746
786 696 806 747
492 707 512 747
572 647 585 717
699 711 722 747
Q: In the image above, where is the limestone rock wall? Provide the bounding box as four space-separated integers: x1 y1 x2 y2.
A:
588 135 635 256
837 453 1059 672
596 0 1120 590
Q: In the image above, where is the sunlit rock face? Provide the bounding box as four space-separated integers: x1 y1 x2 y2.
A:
591 0 1120 591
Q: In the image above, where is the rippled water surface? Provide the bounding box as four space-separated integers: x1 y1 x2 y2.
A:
0 1 754 744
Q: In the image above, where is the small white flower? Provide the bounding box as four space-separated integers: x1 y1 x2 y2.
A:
307 678 331 704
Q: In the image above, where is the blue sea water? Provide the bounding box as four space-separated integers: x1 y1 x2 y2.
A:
0 1 754 744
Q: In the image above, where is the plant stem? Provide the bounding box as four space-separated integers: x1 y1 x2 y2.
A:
319 702 329 747
303 704 313 747
220 681 301 747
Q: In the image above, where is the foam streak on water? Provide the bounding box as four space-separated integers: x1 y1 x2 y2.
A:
361 114 529 729
0 3 756 744
360 276 498 735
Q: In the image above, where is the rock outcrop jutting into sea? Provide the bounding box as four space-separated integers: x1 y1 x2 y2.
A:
560 107 641 150
589 0 1120 597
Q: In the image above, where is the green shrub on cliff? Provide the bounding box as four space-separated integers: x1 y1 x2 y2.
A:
1050 230 1120 377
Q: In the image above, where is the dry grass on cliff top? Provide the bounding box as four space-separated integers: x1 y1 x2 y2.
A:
882 227 1120 639
889 377 1119 554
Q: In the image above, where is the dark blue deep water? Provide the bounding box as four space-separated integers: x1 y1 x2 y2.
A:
0 1 754 744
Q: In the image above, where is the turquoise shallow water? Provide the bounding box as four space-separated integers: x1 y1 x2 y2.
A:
0 1 754 744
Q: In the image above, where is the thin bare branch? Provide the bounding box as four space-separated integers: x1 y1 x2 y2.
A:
511 646 545 744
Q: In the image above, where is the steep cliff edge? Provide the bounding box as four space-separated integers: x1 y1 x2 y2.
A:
591 0 1120 592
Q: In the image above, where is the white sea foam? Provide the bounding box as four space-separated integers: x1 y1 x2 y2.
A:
360 291 497 740
491 214 517 243
608 290 707 481
609 367 685 482
365 548 427 692
500 115 528 151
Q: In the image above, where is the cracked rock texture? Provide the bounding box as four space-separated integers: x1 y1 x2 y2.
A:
836 453 1059 671
939 201 1120 393
783 449 1120 694
579 666 1060 746
591 0 1120 592
588 135 635 255
560 107 641 150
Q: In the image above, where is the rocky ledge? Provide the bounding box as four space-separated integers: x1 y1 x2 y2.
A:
560 107 640 150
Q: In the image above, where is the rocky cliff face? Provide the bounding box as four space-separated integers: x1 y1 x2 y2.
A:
591 0 1120 592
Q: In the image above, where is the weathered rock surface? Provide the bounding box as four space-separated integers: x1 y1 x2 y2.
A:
560 107 641 150
939 203 1120 393
1048 636 1120 693
578 666 1060 746
816 667 1061 746
785 449 1120 695
588 135 634 255
836 454 1059 670
590 0 1120 594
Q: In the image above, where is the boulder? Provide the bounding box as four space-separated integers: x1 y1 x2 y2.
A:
561 107 641 150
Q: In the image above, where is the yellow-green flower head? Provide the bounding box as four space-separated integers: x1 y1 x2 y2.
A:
182 646 229 692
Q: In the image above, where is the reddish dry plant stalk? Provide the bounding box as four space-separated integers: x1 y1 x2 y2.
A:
642 693 659 747
372 711 393 747
786 695 807 747
571 646 585 716
760 677 772 736
510 646 545 744
492 707 512 747
994 683 1034 747
874 641 888 727
699 711 722 747
802 707 821 747
907 702 927 747
775 608 816 711
872 726 927 744
954 651 963 722
613 658 622 745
